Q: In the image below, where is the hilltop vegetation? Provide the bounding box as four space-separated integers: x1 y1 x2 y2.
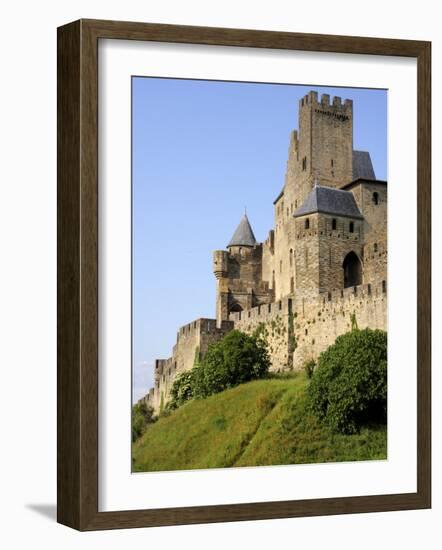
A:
132 327 388 472
132 374 386 472
167 329 270 410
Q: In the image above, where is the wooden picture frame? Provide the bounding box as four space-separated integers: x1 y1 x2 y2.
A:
57 18 431 531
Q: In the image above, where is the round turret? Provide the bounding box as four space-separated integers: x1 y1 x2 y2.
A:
213 250 228 279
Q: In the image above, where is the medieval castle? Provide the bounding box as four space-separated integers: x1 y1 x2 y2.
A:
140 90 387 413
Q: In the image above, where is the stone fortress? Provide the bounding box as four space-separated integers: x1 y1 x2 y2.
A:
140 90 387 413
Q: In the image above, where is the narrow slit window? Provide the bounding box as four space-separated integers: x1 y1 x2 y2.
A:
349 221 354 233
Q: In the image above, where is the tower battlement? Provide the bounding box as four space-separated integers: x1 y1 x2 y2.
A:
300 91 353 111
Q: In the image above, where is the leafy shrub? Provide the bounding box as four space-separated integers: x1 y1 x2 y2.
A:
307 328 387 434
132 402 156 442
304 359 316 379
192 330 270 398
168 370 195 410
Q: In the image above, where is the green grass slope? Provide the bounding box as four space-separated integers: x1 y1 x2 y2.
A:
132 374 387 473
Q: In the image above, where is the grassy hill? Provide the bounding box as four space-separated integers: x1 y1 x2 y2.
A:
132 374 387 472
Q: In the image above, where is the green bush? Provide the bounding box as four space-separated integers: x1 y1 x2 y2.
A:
168 370 195 409
307 328 387 434
192 330 270 398
132 402 156 442
304 359 316 379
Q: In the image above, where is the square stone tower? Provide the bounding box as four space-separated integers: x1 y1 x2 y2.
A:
270 91 354 300
293 91 353 203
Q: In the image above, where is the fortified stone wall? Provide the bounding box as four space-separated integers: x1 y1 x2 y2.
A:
229 297 295 371
142 318 233 412
229 279 386 372
291 280 387 369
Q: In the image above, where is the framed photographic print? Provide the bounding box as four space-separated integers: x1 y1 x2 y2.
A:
57 19 431 530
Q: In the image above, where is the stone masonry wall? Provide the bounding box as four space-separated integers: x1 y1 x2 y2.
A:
229 297 294 371
291 280 387 370
229 280 386 372
142 279 387 413
143 318 233 413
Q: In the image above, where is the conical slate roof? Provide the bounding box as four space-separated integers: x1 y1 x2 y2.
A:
294 185 363 219
227 213 257 247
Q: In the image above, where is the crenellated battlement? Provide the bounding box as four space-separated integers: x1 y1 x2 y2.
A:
175 317 233 343
300 91 353 112
145 316 234 413
228 279 386 372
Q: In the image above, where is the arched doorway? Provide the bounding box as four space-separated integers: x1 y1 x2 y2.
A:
343 251 362 288
230 302 243 313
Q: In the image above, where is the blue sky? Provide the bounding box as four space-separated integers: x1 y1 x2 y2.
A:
132 78 387 401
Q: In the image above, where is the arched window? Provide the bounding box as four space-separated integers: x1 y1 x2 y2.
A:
332 218 337 230
349 221 354 233
280 260 283 273
342 251 363 288
305 218 310 230
289 248 293 267
372 192 379 205
374 243 378 253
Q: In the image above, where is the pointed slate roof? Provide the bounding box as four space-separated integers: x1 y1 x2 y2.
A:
353 150 376 180
293 185 363 219
227 214 257 247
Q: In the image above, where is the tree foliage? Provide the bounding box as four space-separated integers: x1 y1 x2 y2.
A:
132 402 156 442
192 330 270 398
168 370 195 410
307 328 387 434
167 330 271 409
